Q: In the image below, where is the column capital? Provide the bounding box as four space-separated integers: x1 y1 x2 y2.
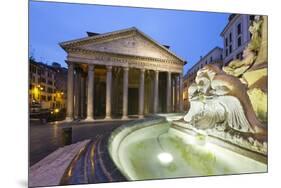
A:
140 68 145 73
88 64 94 71
66 60 74 66
154 70 160 77
106 65 112 71
123 67 129 71
68 62 74 69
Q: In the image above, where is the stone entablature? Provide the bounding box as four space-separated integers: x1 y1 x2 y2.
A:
66 49 183 73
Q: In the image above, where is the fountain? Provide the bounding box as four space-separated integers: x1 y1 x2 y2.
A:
50 16 267 185
107 16 268 181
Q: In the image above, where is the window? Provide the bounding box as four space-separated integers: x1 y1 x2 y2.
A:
47 96 52 101
220 55 223 60
41 78 46 83
236 52 243 60
210 56 213 63
205 61 207 65
249 15 255 22
226 59 233 66
225 37 228 46
229 32 232 43
48 80 53 85
237 23 241 35
225 49 228 57
41 95 46 101
47 87 53 93
229 45 232 54
237 36 242 47
30 66 36 74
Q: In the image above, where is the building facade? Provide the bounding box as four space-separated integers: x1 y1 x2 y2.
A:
182 47 223 110
184 47 223 85
221 14 255 65
29 59 57 109
29 59 67 110
51 62 68 110
60 27 186 121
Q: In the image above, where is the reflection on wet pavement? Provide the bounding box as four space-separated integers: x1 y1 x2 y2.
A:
60 135 126 185
29 120 131 166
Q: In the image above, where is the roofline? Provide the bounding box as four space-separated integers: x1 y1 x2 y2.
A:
29 60 57 72
59 27 186 63
133 27 186 63
186 46 222 74
59 27 134 47
220 14 240 36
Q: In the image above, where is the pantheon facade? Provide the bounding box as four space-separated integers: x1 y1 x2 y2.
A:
60 27 186 121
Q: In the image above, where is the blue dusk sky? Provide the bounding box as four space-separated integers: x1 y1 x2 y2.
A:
29 1 230 74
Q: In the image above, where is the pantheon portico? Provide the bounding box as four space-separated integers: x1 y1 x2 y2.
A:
60 27 186 121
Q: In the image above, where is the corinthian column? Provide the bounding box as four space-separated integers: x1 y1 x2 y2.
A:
74 69 81 119
80 74 85 118
166 71 171 113
86 64 94 121
66 62 74 121
174 75 178 112
153 70 159 114
105 65 112 120
138 68 145 118
179 73 183 112
122 67 129 119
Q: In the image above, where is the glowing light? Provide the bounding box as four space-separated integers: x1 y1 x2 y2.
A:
157 152 173 165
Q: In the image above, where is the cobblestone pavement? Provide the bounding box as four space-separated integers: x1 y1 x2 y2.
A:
29 119 132 166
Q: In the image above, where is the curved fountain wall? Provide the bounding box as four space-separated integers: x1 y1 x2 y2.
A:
108 116 167 180
108 115 266 180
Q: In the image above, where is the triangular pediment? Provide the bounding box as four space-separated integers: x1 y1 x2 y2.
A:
60 28 184 62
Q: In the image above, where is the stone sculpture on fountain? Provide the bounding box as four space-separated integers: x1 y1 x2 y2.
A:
183 16 268 155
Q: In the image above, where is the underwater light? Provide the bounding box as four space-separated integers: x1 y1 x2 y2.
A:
157 152 173 165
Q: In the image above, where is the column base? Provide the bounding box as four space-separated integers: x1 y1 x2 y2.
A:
64 116 74 122
84 117 94 122
121 115 129 120
104 116 112 120
138 115 144 119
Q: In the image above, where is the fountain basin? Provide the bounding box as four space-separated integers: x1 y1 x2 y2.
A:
108 114 267 180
